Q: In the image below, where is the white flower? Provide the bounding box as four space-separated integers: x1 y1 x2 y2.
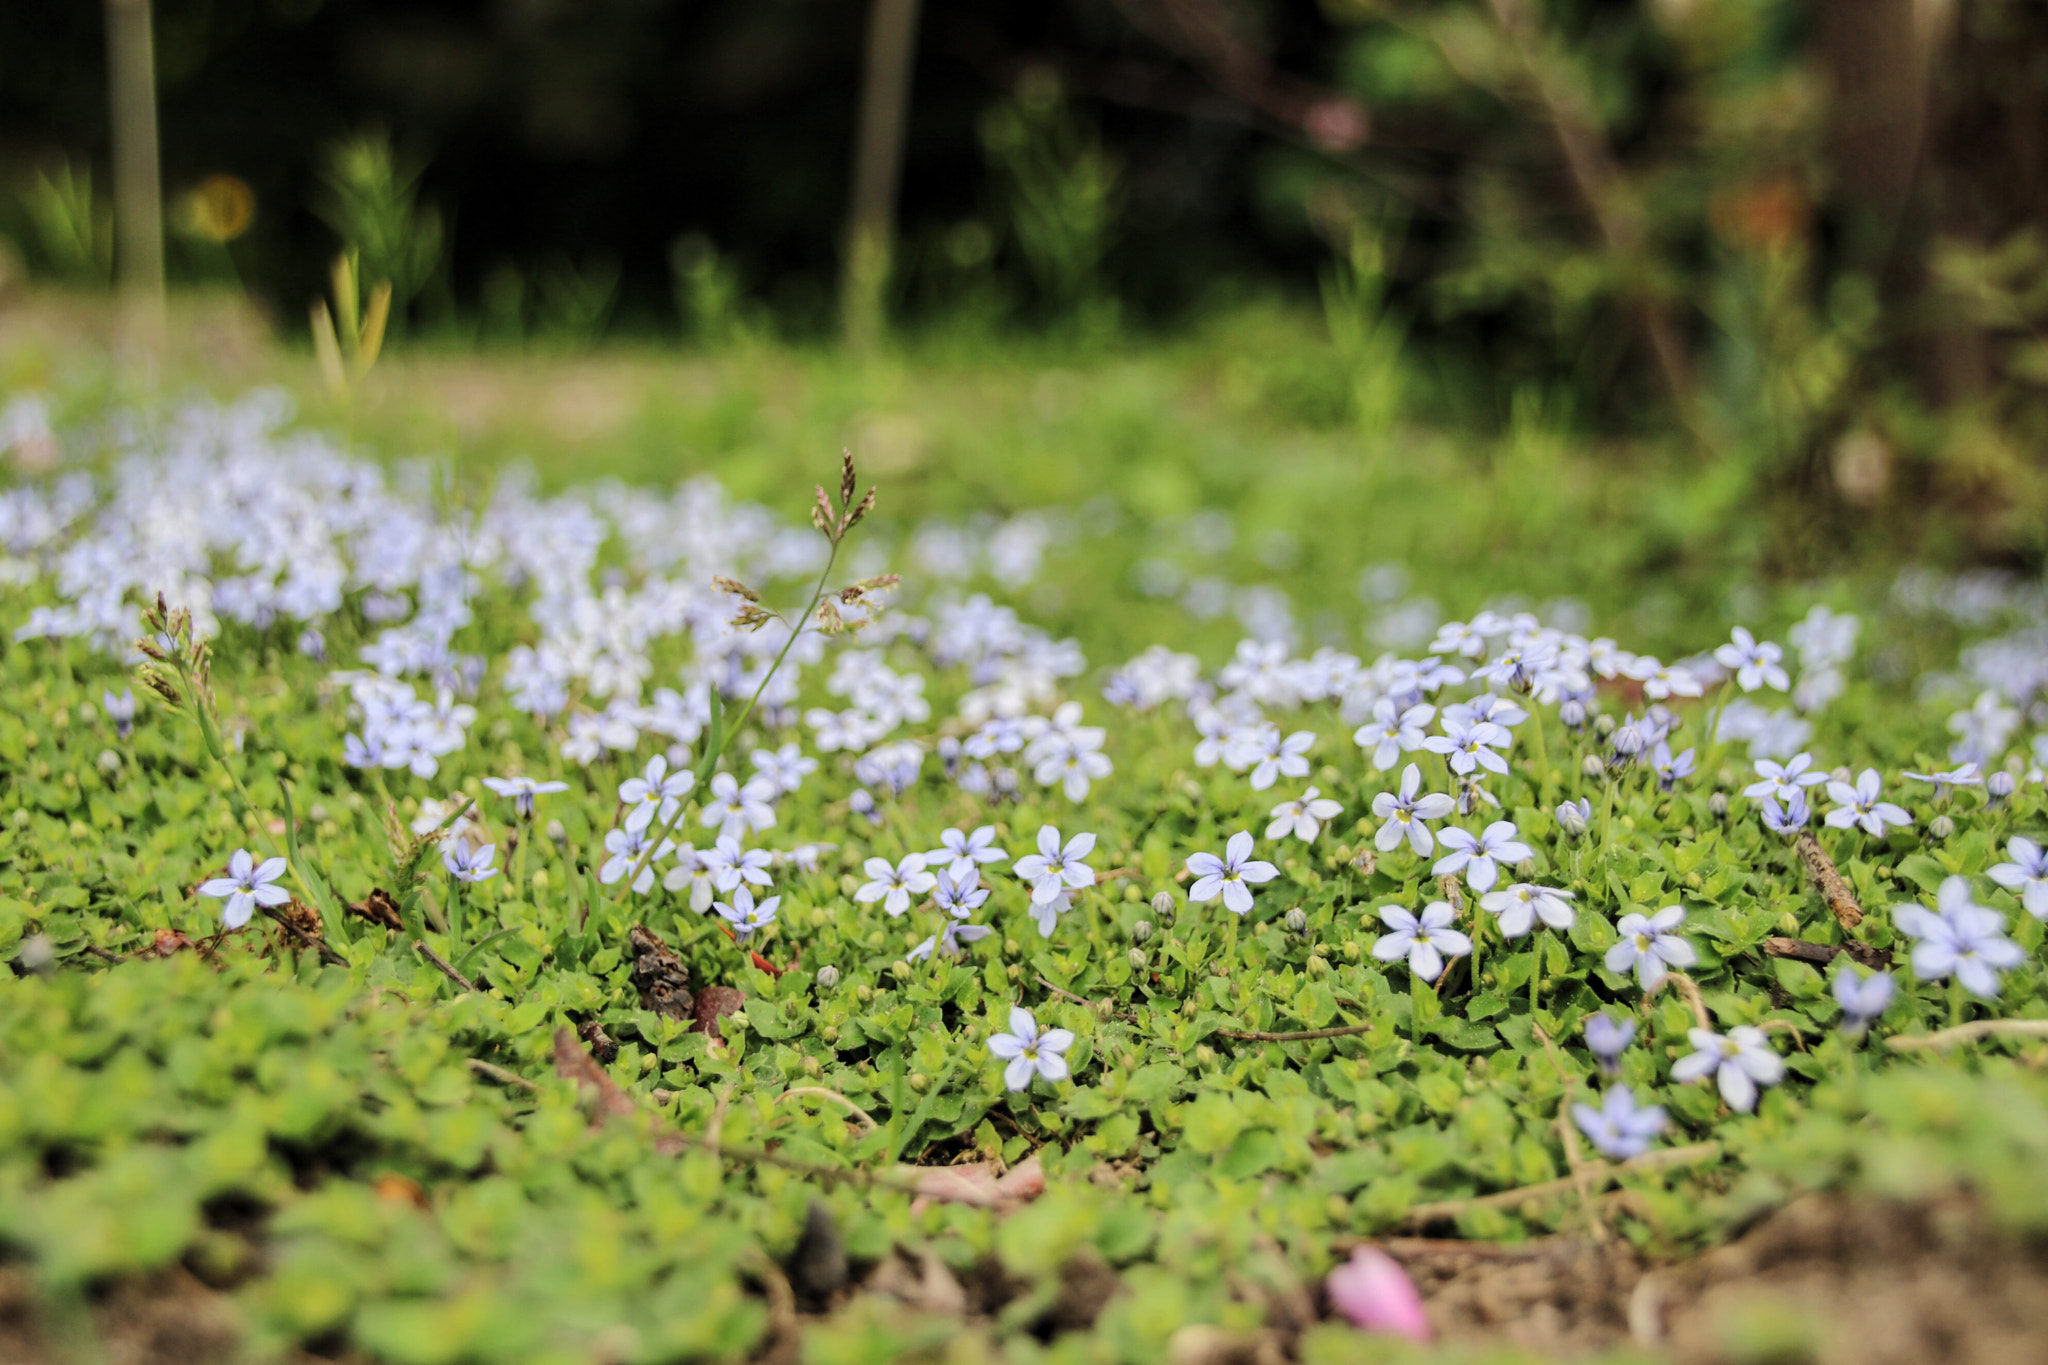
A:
699 772 777 840
1742 753 1826 802
1432 821 1532 893
1478 882 1575 938
482 774 569 818
1604 905 1696 990
442 839 498 884
1267 787 1343 843
198 849 290 929
1988 836 2048 919
1371 764 1455 856
1352 700 1433 771
599 826 672 895
1895 876 2024 1000
714 887 780 940
1671 1026 1783 1113
1713 627 1789 692
927 825 1010 883
1246 729 1315 791
1013 826 1097 906
1186 831 1280 915
620 754 694 832
701 834 774 894
1372 901 1471 982
854 854 936 917
1823 768 1912 838
988 1006 1074 1091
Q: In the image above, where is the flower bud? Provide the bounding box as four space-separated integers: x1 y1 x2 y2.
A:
1128 947 1148 971
1342 940 1362 961
546 819 567 847
890 959 911 978
1352 847 1377 876
856 984 874 1003
1151 891 1176 924
803 1055 822 1078
815 964 841 991
1283 907 1308 935
96 749 121 776
1559 698 1587 729
909 1072 930 1093
1582 754 1608 780
1928 814 1955 842
1708 792 1729 820
1612 720 1646 758
1307 952 1331 976
1556 800 1589 839
1194 1044 1216 1067
1988 770 2016 806
1130 920 1154 943
1594 714 1618 739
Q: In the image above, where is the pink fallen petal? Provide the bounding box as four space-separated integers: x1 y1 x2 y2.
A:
1327 1246 1431 1343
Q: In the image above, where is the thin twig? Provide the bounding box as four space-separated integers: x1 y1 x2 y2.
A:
1886 1019 2048 1051
468 1058 539 1090
415 940 478 993
777 1086 880 1131
1655 972 1713 1031
81 944 126 963
1036 975 1136 1021
1534 1024 1605 1243
1398 1142 1722 1228
1794 831 1864 930
265 905 347 966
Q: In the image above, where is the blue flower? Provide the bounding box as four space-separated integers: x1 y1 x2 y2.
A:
1572 1086 1665 1159
1832 968 1893 1034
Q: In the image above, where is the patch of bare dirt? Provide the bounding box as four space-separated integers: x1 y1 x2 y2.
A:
1392 1194 2048 1363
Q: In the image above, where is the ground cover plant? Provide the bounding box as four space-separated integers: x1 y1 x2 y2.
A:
3 381 2048 1364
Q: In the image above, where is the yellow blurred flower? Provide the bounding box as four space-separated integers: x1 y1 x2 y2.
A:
176 174 256 244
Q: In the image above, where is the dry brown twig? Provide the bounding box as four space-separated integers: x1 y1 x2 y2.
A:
414 940 478 993
1886 1019 2048 1051
1794 831 1864 930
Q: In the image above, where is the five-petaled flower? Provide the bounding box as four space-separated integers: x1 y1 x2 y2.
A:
1353 700 1433 772
715 887 779 940
1894 876 2022 999
1433 820 1533 893
1604 905 1697 990
1824 768 1912 838
1584 1013 1635 1074
199 849 290 929
1714 627 1789 692
1014 826 1097 906
1832 968 1893 1034
1987 836 2048 919
1572 1086 1666 1158
1372 901 1471 982
443 839 498 884
1186 831 1280 915
928 825 1010 883
1373 764 1455 856
483 774 569 819
1672 1026 1783 1113
855 853 937 917
1267 787 1343 844
1478 882 1575 938
988 1006 1073 1091
1744 754 1827 803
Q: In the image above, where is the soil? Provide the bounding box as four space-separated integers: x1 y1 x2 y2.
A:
3 1195 2045 1363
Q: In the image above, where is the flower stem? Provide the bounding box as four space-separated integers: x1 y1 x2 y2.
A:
617 540 844 897
1530 932 1543 1014
1528 706 1552 803
1949 977 1966 1030
449 875 466 963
